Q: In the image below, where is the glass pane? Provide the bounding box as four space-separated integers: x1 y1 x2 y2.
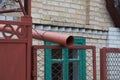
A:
52 63 63 80
52 49 62 59
68 49 78 59
69 62 79 80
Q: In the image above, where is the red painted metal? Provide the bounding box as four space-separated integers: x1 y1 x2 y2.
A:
32 47 37 80
0 16 32 80
32 45 96 80
18 0 27 15
0 0 32 80
100 48 120 80
0 25 74 46
100 48 107 80
0 44 26 80
0 8 22 13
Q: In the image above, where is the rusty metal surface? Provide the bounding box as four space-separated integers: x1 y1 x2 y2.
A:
100 48 120 80
32 45 96 80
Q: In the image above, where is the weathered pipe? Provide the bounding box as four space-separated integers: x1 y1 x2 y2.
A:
0 25 74 46
32 29 74 46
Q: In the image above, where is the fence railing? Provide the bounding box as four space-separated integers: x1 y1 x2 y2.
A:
100 48 120 80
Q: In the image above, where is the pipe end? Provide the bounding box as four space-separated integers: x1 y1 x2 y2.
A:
66 36 74 46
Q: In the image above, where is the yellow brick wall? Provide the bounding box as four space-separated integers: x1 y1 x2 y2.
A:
31 0 114 30
0 0 114 30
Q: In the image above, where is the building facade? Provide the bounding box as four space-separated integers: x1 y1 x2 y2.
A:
0 0 117 80
31 1 113 80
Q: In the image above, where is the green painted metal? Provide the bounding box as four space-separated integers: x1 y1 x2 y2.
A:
45 37 86 80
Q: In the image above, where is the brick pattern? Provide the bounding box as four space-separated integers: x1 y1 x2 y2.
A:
107 27 120 48
89 0 113 30
31 0 113 30
32 0 86 27
0 0 114 30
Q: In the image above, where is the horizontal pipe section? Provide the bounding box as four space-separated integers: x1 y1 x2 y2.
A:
32 29 74 46
0 25 74 46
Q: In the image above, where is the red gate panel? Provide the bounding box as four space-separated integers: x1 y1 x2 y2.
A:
0 43 26 80
0 17 32 80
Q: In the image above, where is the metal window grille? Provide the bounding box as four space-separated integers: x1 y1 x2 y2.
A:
100 48 120 80
32 45 96 80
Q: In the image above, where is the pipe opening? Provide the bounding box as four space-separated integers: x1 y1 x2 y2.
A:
66 36 74 46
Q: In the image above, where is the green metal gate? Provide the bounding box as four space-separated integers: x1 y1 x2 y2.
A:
45 37 86 80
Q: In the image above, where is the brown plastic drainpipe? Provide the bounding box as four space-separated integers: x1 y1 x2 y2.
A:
0 25 74 46
32 29 74 46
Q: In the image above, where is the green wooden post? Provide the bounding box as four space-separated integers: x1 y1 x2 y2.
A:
74 37 86 80
78 50 83 80
45 49 52 80
45 42 52 80
82 50 86 80
62 48 69 80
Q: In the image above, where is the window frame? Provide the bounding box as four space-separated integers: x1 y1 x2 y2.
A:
44 37 86 80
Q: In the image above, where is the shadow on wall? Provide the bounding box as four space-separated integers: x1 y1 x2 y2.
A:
106 0 120 27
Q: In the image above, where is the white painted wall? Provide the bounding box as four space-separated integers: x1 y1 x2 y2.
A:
107 27 120 48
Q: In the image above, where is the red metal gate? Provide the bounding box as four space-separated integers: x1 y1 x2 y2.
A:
100 48 120 80
32 45 96 80
0 17 32 80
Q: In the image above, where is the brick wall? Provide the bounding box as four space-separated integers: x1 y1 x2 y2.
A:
31 0 113 30
0 0 113 30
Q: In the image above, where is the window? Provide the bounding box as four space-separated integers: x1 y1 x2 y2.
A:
45 37 86 80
